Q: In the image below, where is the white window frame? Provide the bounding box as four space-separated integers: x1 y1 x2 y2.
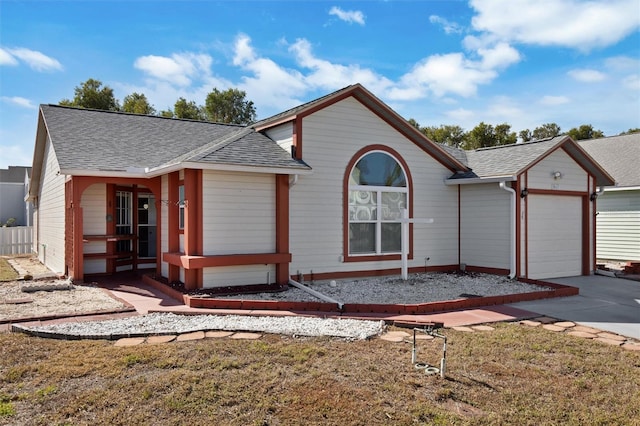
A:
348 151 409 256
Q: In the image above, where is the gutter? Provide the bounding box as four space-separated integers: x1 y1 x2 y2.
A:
445 175 517 186
499 181 517 279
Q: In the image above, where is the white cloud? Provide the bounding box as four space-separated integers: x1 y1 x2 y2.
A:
429 15 463 34
539 95 570 106
134 52 213 87
1 96 37 109
0 47 62 71
477 42 521 70
470 0 640 51
445 108 476 123
568 69 607 82
391 52 497 99
0 48 19 66
329 6 365 25
289 38 392 94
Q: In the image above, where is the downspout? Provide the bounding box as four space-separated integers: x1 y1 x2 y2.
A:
289 174 299 187
499 182 517 279
289 278 344 310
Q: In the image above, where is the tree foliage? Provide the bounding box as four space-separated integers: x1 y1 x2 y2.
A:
173 97 205 120
567 124 605 141
204 88 256 125
422 125 466 148
122 92 155 115
462 122 516 150
619 128 640 135
59 78 120 111
532 123 562 140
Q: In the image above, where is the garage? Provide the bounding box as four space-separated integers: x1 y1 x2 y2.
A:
528 194 583 279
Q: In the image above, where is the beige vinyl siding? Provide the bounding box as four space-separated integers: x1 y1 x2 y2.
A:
289 97 458 276
81 183 107 274
460 184 510 270
527 149 588 192
596 189 640 260
201 170 275 287
35 137 66 274
264 123 294 155
203 264 276 288
160 174 169 277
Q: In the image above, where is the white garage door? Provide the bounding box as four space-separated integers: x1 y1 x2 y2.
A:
528 195 582 279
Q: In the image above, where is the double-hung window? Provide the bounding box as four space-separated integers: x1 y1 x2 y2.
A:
348 151 408 255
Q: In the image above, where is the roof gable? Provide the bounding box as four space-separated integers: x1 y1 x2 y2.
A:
448 136 615 187
254 84 470 172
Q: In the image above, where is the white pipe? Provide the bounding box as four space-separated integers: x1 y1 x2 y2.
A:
499 182 517 279
288 279 344 310
289 174 299 187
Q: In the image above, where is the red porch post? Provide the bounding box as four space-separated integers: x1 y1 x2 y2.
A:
183 169 203 290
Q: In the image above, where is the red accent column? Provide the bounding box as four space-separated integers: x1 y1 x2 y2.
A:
582 194 590 275
106 184 116 274
275 174 290 285
183 169 203 290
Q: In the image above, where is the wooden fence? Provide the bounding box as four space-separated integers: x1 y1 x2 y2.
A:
0 226 33 255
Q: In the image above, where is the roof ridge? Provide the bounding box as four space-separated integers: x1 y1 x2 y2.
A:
41 104 246 127
473 136 563 152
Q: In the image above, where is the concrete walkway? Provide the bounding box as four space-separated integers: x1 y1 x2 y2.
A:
508 275 640 340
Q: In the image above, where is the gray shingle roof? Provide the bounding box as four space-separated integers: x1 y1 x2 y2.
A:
579 133 640 187
0 166 30 183
464 137 566 178
40 105 309 174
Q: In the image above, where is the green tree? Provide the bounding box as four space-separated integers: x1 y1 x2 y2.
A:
159 109 174 118
567 124 605 141
532 123 561 140
59 78 120 111
619 128 640 135
407 118 421 129
462 122 516 150
519 129 533 142
173 97 205 120
122 92 155 115
204 88 256 124
422 125 467 148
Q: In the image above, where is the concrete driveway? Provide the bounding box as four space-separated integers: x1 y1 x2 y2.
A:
509 275 640 339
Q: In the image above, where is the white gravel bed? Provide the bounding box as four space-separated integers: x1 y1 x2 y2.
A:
210 272 549 304
16 312 386 340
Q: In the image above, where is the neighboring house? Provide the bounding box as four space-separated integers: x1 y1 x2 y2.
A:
27 84 614 290
0 165 32 226
579 133 640 261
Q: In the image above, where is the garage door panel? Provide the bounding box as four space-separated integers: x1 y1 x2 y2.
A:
528 195 582 279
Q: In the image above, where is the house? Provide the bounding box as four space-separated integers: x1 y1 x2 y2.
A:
28 84 614 291
0 165 32 226
579 133 640 261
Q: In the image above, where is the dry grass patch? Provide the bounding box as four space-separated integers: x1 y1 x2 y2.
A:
0 258 18 282
1 323 639 425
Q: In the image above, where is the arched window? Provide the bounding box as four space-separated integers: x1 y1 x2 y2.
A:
347 150 409 255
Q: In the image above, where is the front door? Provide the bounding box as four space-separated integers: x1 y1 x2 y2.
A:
137 194 157 259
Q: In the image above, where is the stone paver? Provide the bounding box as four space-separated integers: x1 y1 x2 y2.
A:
230 332 262 340
380 334 404 342
147 335 176 344
554 321 576 328
414 334 434 340
572 325 602 334
542 324 566 332
622 343 640 351
594 337 624 346
567 331 597 339
114 337 146 347
471 325 495 331
176 331 206 342
520 320 541 327
385 330 411 338
206 331 234 339
596 332 626 342
452 326 474 332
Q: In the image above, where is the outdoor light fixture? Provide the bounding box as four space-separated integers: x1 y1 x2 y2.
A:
590 192 598 202
551 170 563 179
143 203 149 210
520 188 528 198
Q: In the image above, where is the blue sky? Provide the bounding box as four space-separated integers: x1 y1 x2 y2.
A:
1 0 639 169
